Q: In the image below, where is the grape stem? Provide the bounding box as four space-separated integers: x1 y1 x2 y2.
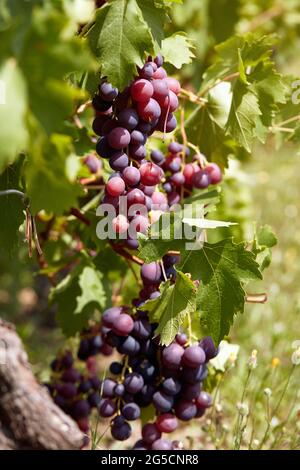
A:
109 241 144 266
70 208 91 226
179 88 207 105
246 293 267 303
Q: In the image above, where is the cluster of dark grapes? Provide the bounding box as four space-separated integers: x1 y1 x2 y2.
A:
77 323 113 360
95 305 217 449
47 350 102 433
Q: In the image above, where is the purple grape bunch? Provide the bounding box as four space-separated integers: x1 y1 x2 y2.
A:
94 305 217 449
47 350 102 433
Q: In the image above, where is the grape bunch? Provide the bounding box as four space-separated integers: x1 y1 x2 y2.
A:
95 306 217 449
77 323 114 361
47 350 102 433
92 54 222 247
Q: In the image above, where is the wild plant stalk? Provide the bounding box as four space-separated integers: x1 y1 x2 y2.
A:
258 365 295 449
233 368 252 450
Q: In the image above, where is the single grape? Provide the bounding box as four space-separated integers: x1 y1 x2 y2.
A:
77 417 89 433
140 162 163 186
122 402 141 421
133 440 149 450
151 191 168 209
157 113 177 133
199 336 218 361
118 108 139 131
112 215 129 234
99 82 118 101
130 130 146 145
163 254 180 267
101 118 117 136
114 383 125 397
57 383 77 399
169 172 185 187
141 184 156 196
183 163 198 186
141 262 162 285
129 144 147 161
111 421 132 441
102 378 117 398
174 400 197 421
92 115 108 135
154 54 164 67
175 333 187 346
139 63 154 80
127 188 146 206
156 413 178 433
118 335 141 356
153 67 167 79
205 163 222 184
122 166 141 187
192 171 211 189
151 149 165 164
137 99 161 122
109 152 129 172
196 391 212 409
162 377 181 396
108 127 131 150
131 79 154 102
142 423 161 445
162 343 184 370
149 291 160 300
109 362 123 376
182 345 206 367
165 156 182 173
96 136 115 159
112 313 134 336
125 238 139 250
152 79 169 102
132 318 151 340
165 77 181 95
153 391 174 413
106 176 125 197
124 372 144 394
101 193 119 208
163 182 172 193
151 438 173 450
99 398 117 417
102 307 122 328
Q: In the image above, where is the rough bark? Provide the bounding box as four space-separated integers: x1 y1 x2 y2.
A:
0 319 85 450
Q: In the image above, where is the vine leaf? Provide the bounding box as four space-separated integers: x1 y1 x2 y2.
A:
253 225 277 271
50 257 106 336
88 0 154 90
142 271 197 346
161 33 195 68
178 239 262 344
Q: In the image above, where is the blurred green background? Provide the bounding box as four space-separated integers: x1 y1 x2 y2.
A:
0 0 299 449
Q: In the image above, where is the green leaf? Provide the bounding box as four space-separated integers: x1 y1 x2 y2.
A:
178 239 262 344
226 81 261 152
51 257 106 336
88 0 154 89
142 271 197 345
136 0 167 47
253 225 277 271
0 157 25 255
161 33 195 68
75 266 106 314
25 133 83 215
0 59 28 170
